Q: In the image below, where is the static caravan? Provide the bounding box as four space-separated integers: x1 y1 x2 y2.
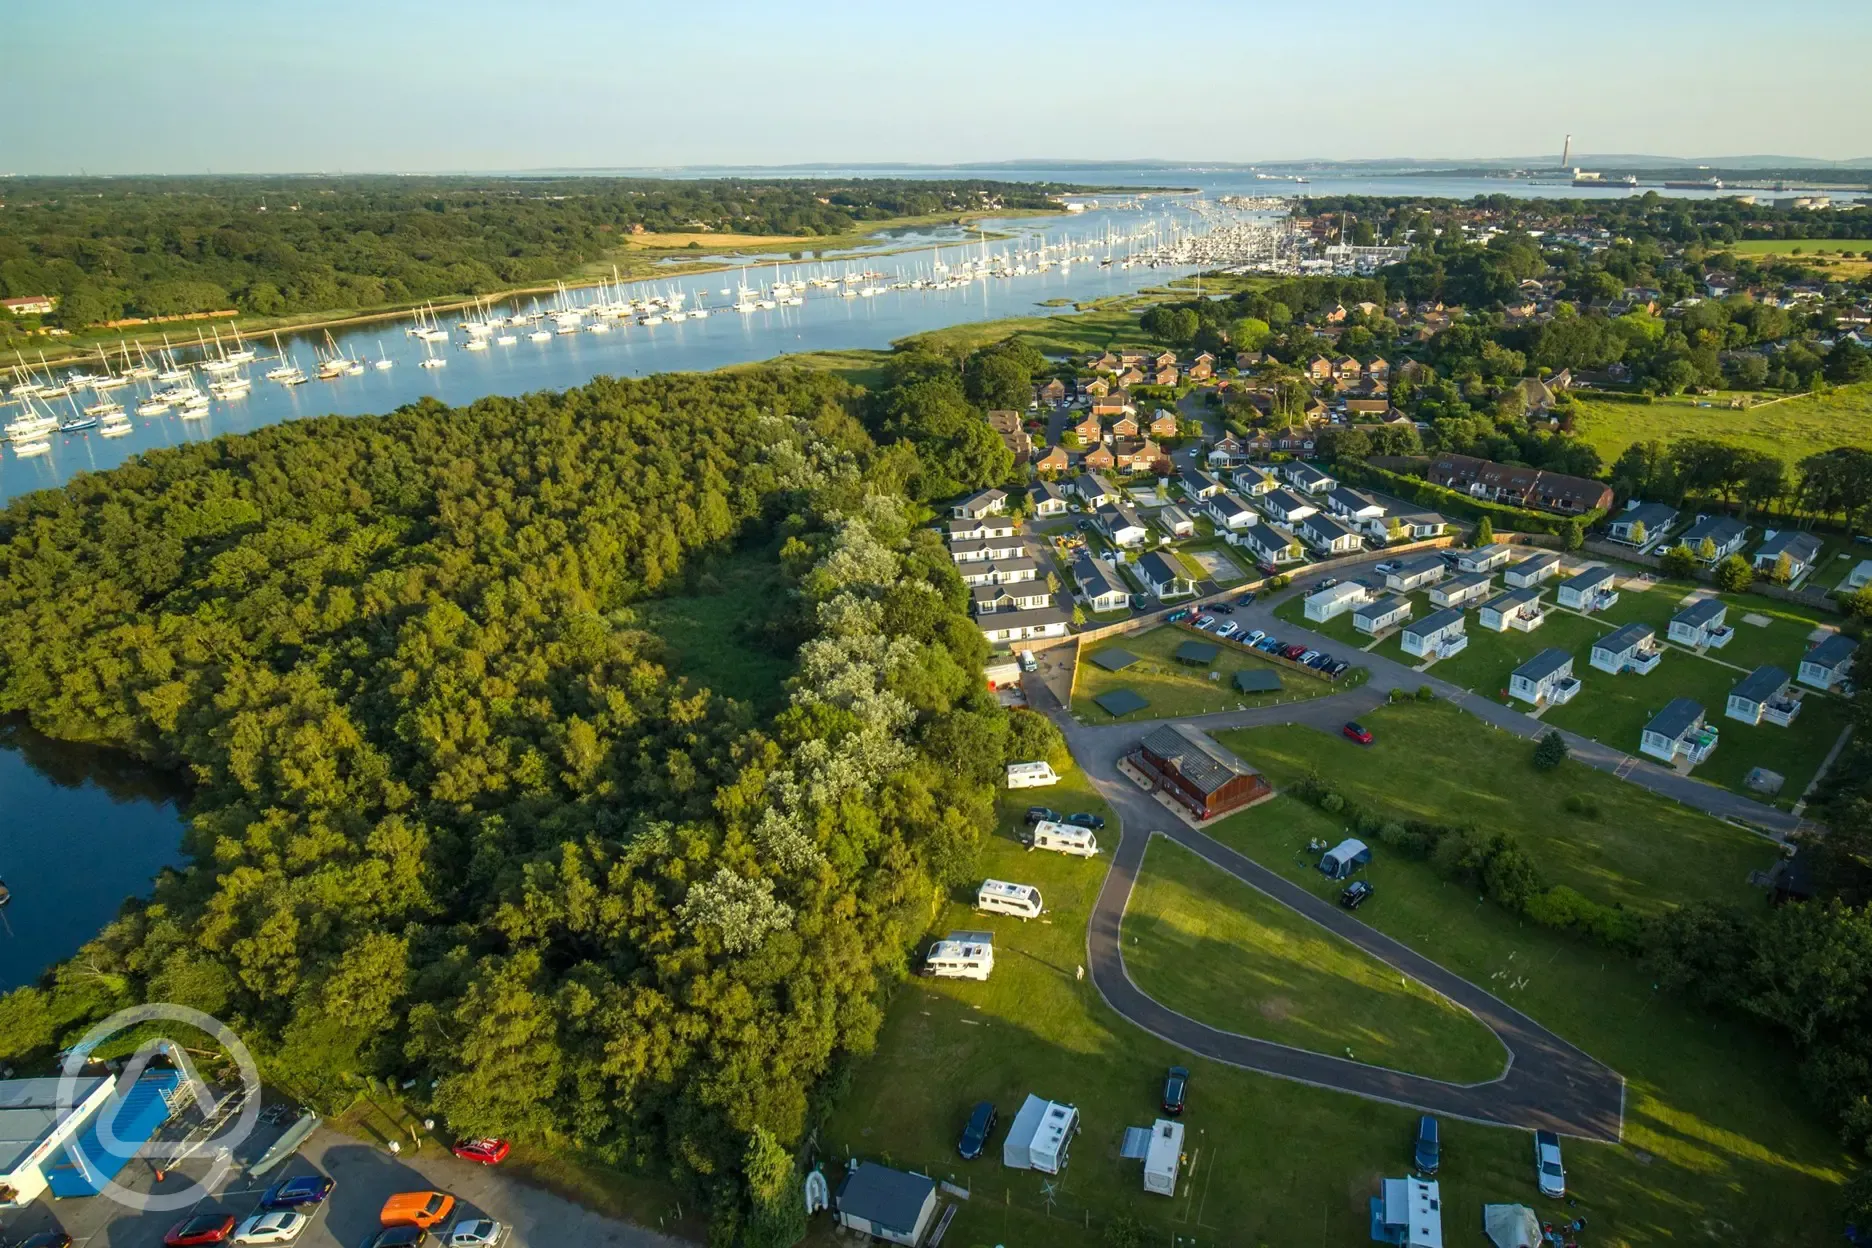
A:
1304 581 1370 622
1143 1119 1184 1196
1318 838 1371 880
976 879 1044 919
923 931 995 981
1006 761 1061 789
1029 820 1099 857
1003 1094 1080 1174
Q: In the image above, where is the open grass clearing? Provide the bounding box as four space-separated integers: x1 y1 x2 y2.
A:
1214 700 1778 913
1073 625 1342 722
1124 837 1506 1083
898 305 1160 361
630 544 795 715
1570 382 1872 466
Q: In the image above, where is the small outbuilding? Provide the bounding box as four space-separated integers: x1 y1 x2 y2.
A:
1094 688 1151 718
834 1161 939 1247
1234 669 1282 694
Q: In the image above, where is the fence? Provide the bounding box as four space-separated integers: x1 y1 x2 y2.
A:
1581 539 1843 616
1170 619 1353 684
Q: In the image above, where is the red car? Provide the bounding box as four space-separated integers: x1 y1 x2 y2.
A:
165 1214 236 1247
1342 722 1374 745
451 1138 511 1165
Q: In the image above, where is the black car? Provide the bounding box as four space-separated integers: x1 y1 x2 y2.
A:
1025 806 1062 824
365 1229 428 1248
20 1234 74 1248
1413 1114 1441 1174
1239 591 1256 605
1210 603 1234 614
957 1100 998 1159
1340 880 1374 910
1065 812 1106 830
1162 1066 1189 1115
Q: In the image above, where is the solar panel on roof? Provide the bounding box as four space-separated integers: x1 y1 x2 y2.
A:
1094 688 1150 718
1090 648 1140 672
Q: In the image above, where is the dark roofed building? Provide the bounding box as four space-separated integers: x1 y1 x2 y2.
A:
835 1162 939 1247
1094 688 1151 718
1132 724 1272 820
1425 453 1613 515
1175 640 1220 665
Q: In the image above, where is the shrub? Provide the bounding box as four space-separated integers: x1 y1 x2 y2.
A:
1533 730 1568 770
1320 792 1345 814
1561 792 1600 819
1713 553 1755 593
1474 515 1495 546
1659 542 1699 580
1414 685 1436 703
1377 820 1408 847
1387 687 1412 704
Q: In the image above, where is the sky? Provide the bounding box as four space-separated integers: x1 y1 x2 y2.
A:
6 0 1869 174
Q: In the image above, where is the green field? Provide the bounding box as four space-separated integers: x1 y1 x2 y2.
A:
1570 382 1872 466
1272 585 1430 651
896 304 1160 360
1214 700 1779 913
1124 837 1506 1082
1073 625 1349 722
1731 238 1872 255
630 545 796 713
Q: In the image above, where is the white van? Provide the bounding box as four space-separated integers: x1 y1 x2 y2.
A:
976 879 1044 919
1006 761 1061 789
924 931 995 980
1029 820 1098 857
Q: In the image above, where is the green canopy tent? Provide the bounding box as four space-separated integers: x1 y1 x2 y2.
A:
1093 688 1150 718
1174 641 1219 666
1234 669 1283 694
1090 648 1141 672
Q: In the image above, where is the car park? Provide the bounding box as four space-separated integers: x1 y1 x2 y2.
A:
261 1176 335 1210
1161 1066 1189 1115
1340 880 1374 910
446 1221 509 1248
1343 722 1374 745
166 1215 238 1247
1534 1130 1566 1197
1216 621 1239 639
1413 1115 1440 1174
1065 812 1106 830
957 1100 999 1159
1025 806 1062 824
234 1212 310 1246
450 1138 510 1165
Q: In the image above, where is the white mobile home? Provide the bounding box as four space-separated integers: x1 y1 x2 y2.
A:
1006 761 1061 789
1304 581 1370 622
1353 595 1413 636
1504 550 1562 588
1591 622 1660 675
1726 665 1801 727
1029 820 1099 857
834 1163 939 1248
1400 608 1467 659
1798 633 1858 691
1427 571 1492 609
1641 698 1716 766
1556 565 1619 613
976 879 1044 919
1668 599 1731 649
1385 555 1445 593
1003 1095 1079 1173
924 931 995 980
1456 543 1513 574
1477 586 1546 632
1509 647 1579 706
1143 1119 1184 1196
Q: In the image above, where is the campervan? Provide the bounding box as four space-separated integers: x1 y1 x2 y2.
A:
1006 761 1061 789
976 879 1044 919
923 931 995 981
1029 820 1099 857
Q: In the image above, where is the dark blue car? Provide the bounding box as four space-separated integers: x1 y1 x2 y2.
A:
1413 1115 1440 1174
261 1174 335 1210
957 1101 998 1159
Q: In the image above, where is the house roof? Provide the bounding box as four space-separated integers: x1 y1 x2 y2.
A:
1138 551 1186 586
1286 463 1334 487
836 1163 935 1235
978 604 1070 631
0 1076 109 1174
1681 514 1746 546
1159 503 1192 527
956 488 1007 512
1646 697 1705 740
1482 586 1544 613
1029 481 1063 505
1393 554 1445 576
1138 724 1262 796
1179 467 1219 491
1756 529 1823 563
1097 503 1144 531
1731 665 1791 705
1513 551 1562 573
1562 564 1615 590
1354 594 1409 622
1438 571 1492 595
1513 647 1573 684
1074 471 1115 497
1260 487 1311 515
1463 543 1511 563
1236 525 1288 554
1597 621 1656 654
1324 486 1382 514
1209 493 1253 519
1408 607 1466 637
1615 502 1677 530
1807 632 1859 669
1673 598 1727 629
1300 513 1356 542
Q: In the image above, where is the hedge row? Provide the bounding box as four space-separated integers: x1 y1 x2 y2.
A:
1337 460 1604 538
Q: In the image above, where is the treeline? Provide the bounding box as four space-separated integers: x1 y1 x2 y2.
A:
0 175 1066 328
0 366 1051 1240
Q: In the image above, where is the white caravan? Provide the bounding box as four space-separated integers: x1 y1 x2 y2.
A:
975 879 1044 920
1029 820 1099 857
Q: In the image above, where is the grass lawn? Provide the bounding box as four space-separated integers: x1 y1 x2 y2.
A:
1729 238 1872 278
1430 610 1613 695
899 305 1159 361
1214 701 1778 914
1124 837 1506 1083
631 544 795 715
1073 625 1339 722
1571 382 1872 466
1273 587 1430 653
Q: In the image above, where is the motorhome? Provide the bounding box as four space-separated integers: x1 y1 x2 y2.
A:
923 931 995 981
976 879 1044 919
1006 761 1061 789
1029 820 1099 857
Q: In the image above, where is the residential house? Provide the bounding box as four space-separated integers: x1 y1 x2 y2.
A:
1092 390 1136 417
1678 514 1749 562
1847 558 1872 591
1231 523 1300 567
1509 648 1580 707
1231 465 1277 496
1109 413 1141 439
1385 555 1446 593
1033 444 1071 476
1152 351 1177 371
1072 472 1116 508
1029 481 1068 517
1132 724 1272 821
1605 501 1677 545
1332 355 1362 385
1323 486 1386 524
1178 468 1224 500
1186 352 1215 381
1365 357 1390 382
1271 425 1319 454
1072 552 1130 614
1753 529 1824 580
1149 408 1179 438
952 488 1008 520
1083 376 1112 398
1157 504 1195 538
1514 377 1559 414
1640 698 1716 766
0 295 56 316
1258 488 1318 525
1280 462 1337 494
948 534 1025 564
1344 398 1393 420
986 409 1032 463
1591 622 1661 675
1116 366 1145 388
1096 504 1148 549
1306 355 1334 382
1297 512 1362 555
955 557 1038 587
1206 432 1247 468
1037 377 1068 405
1083 443 1116 471
1456 543 1513 574
1071 413 1103 443
834 1162 938 1248
1152 365 1178 387
1087 353 1118 374
1401 608 1467 659
1477 587 1547 632
1726 666 1801 727
1668 599 1732 649
974 583 1054 614
1353 595 1413 636
1504 551 1562 588
1557 565 1620 613
1137 550 1195 601
1388 510 1450 539
1234 350 1266 370
977 603 1072 644
1112 438 1166 473
1798 633 1859 691
1425 453 1614 515
1205 493 1258 532
1428 571 1493 609
1304 581 1371 622
949 515 1018 542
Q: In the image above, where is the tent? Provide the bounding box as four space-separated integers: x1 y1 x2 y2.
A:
1483 1204 1540 1248
1234 669 1282 693
1319 838 1371 880
1091 648 1141 672
1094 688 1150 718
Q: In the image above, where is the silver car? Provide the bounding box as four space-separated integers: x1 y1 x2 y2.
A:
234 1212 309 1245
449 1220 510 1248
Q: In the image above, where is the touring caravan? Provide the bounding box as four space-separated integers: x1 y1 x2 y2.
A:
1143 1119 1184 1196
976 879 1044 919
1029 820 1099 857
923 931 995 981
1006 761 1061 789
1002 1094 1079 1174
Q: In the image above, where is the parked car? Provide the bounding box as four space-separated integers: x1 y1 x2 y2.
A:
447 1221 509 1248
1373 561 1398 575
1209 602 1234 614
18 1234 73 1248
1161 1066 1189 1116
1298 650 1320 665
1193 615 1216 630
1019 650 1038 673
261 1176 336 1210
1413 1115 1440 1174
1340 879 1373 910
365 1230 428 1248
379 1193 455 1231
1282 644 1308 660
1314 578 1338 591
1216 621 1239 639
450 1138 510 1165
1327 660 1350 676
1239 591 1256 605
1343 722 1374 745
166 1215 238 1247
234 1212 310 1246
1065 812 1106 830
957 1100 999 1159
1025 806 1062 825
1245 630 1266 645
1534 1130 1566 1197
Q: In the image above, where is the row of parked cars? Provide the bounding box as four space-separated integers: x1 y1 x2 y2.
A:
1238 629 1351 677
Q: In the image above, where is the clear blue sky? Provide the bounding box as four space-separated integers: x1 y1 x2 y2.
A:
8 0 1868 174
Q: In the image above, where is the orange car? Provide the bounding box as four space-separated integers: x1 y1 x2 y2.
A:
380 1192 455 1229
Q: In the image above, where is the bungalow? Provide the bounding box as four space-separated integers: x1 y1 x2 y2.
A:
1205 433 1247 469
1234 350 1266 370
1133 724 1272 820
949 515 1018 542
1231 466 1277 497
1343 397 1393 420
1477 587 1547 633
1753 529 1825 581
1258 488 1318 525
1096 504 1148 548
1149 408 1179 438
1401 607 1468 660
1072 552 1130 614
1072 472 1117 508
1323 486 1386 523
1280 462 1337 494
1157 504 1195 538
1304 581 1371 622
834 1162 938 1248
1640 698 1717 766
1847 558 1872 591
1029 481 1068 517
1083 443 1116 471
1179 468 1225 500
1591 622 1661 675
1679 514 1749 562
1385 555 1446 593
1668 599 1732 649
974 583 1054 613
1428 571 1493 609
1798 633 1859 691
1033 444 1071 475
1353 595 1413 636
977 603 1072 644
1206 493 1258 532
1509 647 1580 706
1455 543 1513 574
956 557 1038 587
1605 501 1677 546
1388 510 1450 540
1137 550 1195 600
1297 512 1362 555
948 535 1025 564
1504 551 1562 588
1557 565 1619 614
952 488 1008 520
1231 523 1300 567
1726 665 1801 727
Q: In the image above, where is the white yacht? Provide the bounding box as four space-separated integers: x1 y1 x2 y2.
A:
135 398 170 417
13 437 52 458
99 412 133 438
